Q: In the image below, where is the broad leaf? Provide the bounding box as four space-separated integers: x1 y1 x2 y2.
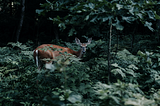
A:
144 21 154 31
146 10 155 20
113 18 124 31
68 94 82 103
122 16 136 23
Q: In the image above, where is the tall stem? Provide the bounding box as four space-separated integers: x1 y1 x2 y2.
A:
108 21 112 84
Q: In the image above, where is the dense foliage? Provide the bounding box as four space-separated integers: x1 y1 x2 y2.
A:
1 39 160 105
1 0 160 106
37 0 160 36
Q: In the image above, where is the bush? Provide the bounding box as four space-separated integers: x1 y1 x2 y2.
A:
1 41 160 106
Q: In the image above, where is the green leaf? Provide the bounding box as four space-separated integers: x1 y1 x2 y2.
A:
68 94 82 103
111 63 119 67
128 64 138 70
76 10 82 13
113 17 124 31
36 9 44 15
58 23 66 29
111 68 126 78
129 7 134 15
146 10 155 20
137 50 146 57
146 57 152 65
125 68 136 77
125 99 140 106
68 28 76 36
145 78 154 84
90 16 98 23
154 12 160 19
85 15 90 21
122 16 136 23
144 21 154 32
116 4 123 10
110 96 120 104
49 17 53 21
102 17 109 22
88 3 95 9
136 13 143 19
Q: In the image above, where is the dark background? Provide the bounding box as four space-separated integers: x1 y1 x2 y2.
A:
0 0 160 48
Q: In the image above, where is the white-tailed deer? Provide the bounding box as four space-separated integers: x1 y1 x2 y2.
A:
33 38 92 70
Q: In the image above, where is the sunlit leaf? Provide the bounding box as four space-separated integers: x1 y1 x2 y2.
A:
144 21 154 31
116 4 123 10
113 18 124 31
111 63 119 67
122 16 136 23
136 13 143 19
68 28 76 36
111 68 126 78
68 94 82 103
125 99 140 105
90 16 98 23
36 9 44 14
155 12 160 19
85 15 90 20
137 50 146 57
128 64 138 70
146 10 155 20
110 96 120 104
129 7 134 15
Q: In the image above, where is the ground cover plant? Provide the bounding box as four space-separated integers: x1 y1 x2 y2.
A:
1 37 160 105
0 0 160 106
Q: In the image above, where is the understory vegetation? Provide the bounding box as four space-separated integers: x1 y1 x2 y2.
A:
1 35 160 106
1 0 160 106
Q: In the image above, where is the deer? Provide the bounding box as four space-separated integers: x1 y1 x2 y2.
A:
33 37 92 70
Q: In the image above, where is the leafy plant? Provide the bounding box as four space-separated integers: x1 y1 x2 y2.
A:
1 39 160 106
37 0 160 38
94 80 147 106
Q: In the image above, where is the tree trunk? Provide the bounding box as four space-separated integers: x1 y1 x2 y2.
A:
15 0 25 42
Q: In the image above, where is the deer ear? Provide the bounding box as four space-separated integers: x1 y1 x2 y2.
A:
75 37 81 45
86 38 92 45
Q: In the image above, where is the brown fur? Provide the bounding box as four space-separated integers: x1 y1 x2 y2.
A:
33 38 92 69
33 44 79 64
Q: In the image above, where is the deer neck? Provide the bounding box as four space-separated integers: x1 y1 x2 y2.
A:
75 48 84 58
